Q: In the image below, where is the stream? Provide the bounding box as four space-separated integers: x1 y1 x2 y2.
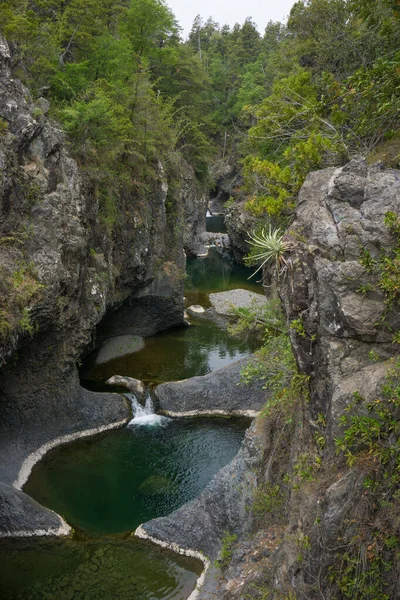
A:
0 232 263 600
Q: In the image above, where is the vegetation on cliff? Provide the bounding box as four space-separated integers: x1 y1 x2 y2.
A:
1 2 400 598
2 1 399 229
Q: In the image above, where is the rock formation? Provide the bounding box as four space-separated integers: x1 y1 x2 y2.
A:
155 357 267 415
0 36 205 535
139 159 400 599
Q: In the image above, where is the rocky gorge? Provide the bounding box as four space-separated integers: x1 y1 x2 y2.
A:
0 28 400 600
138 159 400 599
0 34 208 537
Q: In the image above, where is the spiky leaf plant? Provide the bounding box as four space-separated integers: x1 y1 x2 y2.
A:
246 226 293 279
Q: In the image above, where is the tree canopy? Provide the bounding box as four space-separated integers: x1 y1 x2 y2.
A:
1 0 399 227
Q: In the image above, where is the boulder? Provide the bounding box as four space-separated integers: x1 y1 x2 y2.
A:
186 304 206 316
95 335 145 365
155 358 268 415
209 289 266 316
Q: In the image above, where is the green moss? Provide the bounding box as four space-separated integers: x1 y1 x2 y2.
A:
332 359 400 598
18 307 35 336
12 261 44 308
253 482 283 516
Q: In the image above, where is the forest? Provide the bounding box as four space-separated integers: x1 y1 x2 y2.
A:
1 0 399 228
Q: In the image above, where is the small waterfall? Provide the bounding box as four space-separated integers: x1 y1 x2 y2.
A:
127 393 169 427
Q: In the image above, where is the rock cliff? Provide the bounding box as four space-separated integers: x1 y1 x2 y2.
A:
138 159 400 599
0 36 205 535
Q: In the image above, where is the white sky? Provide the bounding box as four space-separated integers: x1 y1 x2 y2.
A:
167 0 297 37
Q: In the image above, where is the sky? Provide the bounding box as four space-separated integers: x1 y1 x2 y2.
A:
166 0 296 38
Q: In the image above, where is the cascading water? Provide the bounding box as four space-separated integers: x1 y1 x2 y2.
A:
127 392 169 426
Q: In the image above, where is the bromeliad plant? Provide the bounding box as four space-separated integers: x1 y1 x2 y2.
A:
246 226 293 279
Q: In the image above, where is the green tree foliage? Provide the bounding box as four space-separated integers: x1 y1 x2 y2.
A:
0 0 214 223
188 16 265 127
2 0 399 228
238 0 400 223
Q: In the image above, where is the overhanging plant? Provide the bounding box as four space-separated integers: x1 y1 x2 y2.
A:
246 226 293 279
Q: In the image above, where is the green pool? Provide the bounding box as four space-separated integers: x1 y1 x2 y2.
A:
2 248 259 600
81 248 262 388
185 246 262 306
0 535 202 600
25 417 249 535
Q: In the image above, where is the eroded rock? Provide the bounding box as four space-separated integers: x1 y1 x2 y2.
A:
105 375 145 398
95 336 145 365
0 484 70 537
155 358 267 415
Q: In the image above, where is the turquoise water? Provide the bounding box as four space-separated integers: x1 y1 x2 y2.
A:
185 246 262 306
25 418 248 535
1 417 247 599
81 317 256 387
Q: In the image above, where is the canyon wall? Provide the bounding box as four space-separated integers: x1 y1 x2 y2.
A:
139 159 400 599
0 36 205 535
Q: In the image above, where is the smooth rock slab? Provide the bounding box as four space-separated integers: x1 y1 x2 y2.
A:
155 358 268 415
105 375 145 398
209 289 266 316
95 335 145 365
0 483 70 537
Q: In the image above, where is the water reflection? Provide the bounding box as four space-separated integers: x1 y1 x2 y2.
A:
0 535 201 600
81 248 262 387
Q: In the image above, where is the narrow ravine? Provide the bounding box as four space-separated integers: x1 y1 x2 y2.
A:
0 238 264 600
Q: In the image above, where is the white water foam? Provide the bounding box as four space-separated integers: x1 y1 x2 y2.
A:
127 393 169 427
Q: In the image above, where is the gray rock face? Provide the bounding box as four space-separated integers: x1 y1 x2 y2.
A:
280 159 400 438
209 289 266 316
139 422 262 560
0 36 205 535
256 159 400 597
155 358 267 414
181 160 208 257
225 198 256 263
